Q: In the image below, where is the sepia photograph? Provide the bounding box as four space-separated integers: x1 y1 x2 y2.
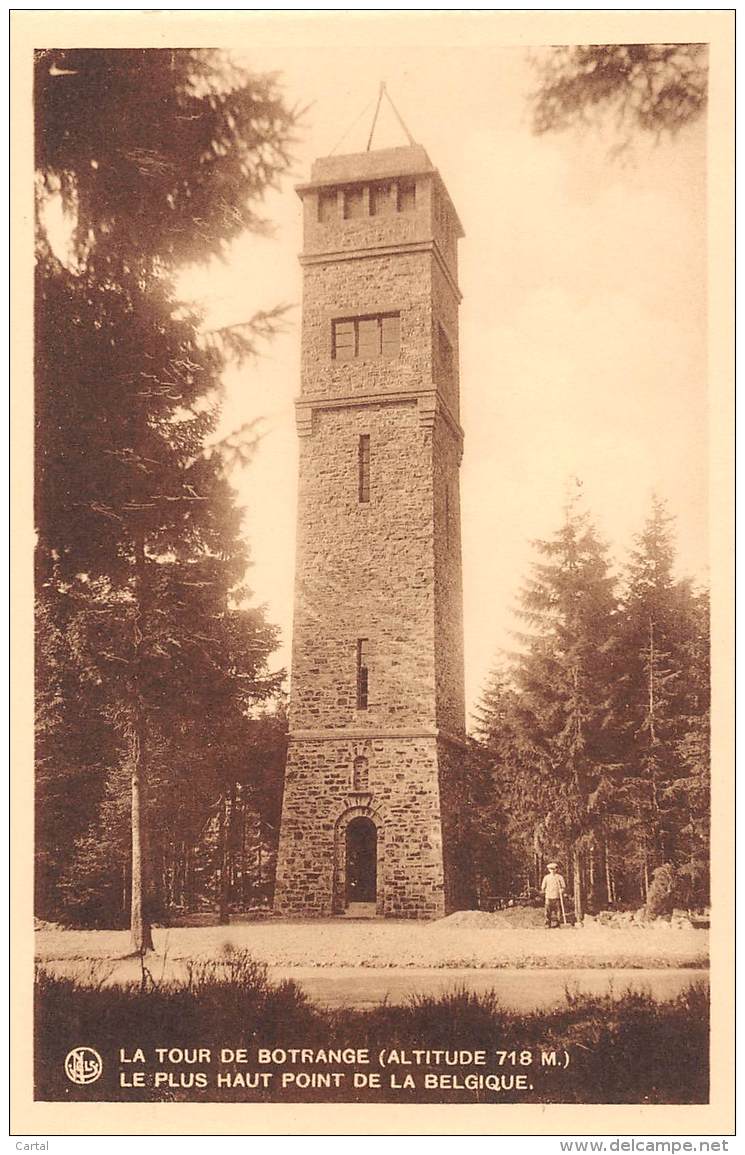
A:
12 9 734 1138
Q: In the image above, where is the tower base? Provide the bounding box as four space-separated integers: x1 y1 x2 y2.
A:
274 733 467 919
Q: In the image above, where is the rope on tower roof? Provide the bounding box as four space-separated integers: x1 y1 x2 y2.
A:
327 96 377 157
369 82 417 150
327 84 418 158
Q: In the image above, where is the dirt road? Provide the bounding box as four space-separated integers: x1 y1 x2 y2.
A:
36 918 709 975
266 965 708 1010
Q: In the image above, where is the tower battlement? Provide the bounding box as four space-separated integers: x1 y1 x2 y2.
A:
296 144 463 286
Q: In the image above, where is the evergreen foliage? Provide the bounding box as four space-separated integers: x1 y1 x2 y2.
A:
34 50 297 939
473 494 710 914
531 44 707 143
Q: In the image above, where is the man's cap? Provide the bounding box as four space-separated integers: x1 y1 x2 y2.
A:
547 862 558 868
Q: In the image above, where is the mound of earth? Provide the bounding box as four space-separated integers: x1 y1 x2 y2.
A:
435 910 510 928
437 906 546 930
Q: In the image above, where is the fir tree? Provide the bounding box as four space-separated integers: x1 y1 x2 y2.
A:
615 499 710 904
510 489 618 920
35 50 297 947
471 666 536 898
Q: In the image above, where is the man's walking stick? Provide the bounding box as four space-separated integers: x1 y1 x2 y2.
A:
559 888 568 926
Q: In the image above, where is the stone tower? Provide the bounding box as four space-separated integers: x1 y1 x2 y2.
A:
274 141 467 919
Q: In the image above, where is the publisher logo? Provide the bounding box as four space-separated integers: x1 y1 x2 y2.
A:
64 1046 103 1085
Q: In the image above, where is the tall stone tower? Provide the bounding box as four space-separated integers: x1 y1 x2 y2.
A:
274 141 467 919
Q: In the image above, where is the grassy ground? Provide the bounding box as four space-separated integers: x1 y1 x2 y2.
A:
34 953 709 1104
35 917 710 971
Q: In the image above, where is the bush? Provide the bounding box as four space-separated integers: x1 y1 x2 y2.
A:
34 950 708 1104
645 863 678 918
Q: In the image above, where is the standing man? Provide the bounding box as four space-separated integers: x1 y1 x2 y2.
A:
541 862 566 928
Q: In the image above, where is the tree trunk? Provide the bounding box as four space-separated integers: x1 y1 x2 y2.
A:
240 793 248 909
647 616 664 870
572 846 584 923
604 836 614 906
130 527 153 954
122 861 129 921
185 845 194 911
217 790 232 924
130 717 153 952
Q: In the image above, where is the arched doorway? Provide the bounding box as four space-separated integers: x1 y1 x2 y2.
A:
345 817 377 904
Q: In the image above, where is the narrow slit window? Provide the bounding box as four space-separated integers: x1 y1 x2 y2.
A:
352 756 369 790
357 639 369 710
358 435 370 503
438 323 454 383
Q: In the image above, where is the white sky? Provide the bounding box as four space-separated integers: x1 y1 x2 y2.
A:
177 39 707 723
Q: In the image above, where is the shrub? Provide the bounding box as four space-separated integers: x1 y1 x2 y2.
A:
645 863 678 918
34 951 708 1105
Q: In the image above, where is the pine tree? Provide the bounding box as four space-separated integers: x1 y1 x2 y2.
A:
510 490 619 920
614 498 679 896
473 495 710 917
35 575 124 920
471 666 536 899
35 50 297 948
613 500 710 906
531 44 707 143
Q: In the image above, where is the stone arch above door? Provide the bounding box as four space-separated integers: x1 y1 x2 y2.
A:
333 804 385 915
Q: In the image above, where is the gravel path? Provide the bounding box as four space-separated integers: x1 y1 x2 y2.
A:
35 919 709 971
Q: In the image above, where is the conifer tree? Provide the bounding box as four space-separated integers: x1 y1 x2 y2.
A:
35 50 297 947
471 666 537 897
510 490 618 920
615 499 710 904
473 494 710 915
664 585 710 905
531 44 707 143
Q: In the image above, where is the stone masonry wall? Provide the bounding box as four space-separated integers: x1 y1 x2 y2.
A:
301 176 434 259
432 414 466 737
431 257 461 421
300 250 433 403
290 400 436 732
437 735 473 912
274 735 446 919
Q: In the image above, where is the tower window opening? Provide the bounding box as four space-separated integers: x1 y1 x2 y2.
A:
398 179 416 212
438 323 454 385
343 185 365 219
352 756 369 790
333 313 400 361
358 435 370 503
358 318 380 358
318 188 337 223
333 319 356 362
370 181 395 216
356 639 369 710
381 314 400 358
